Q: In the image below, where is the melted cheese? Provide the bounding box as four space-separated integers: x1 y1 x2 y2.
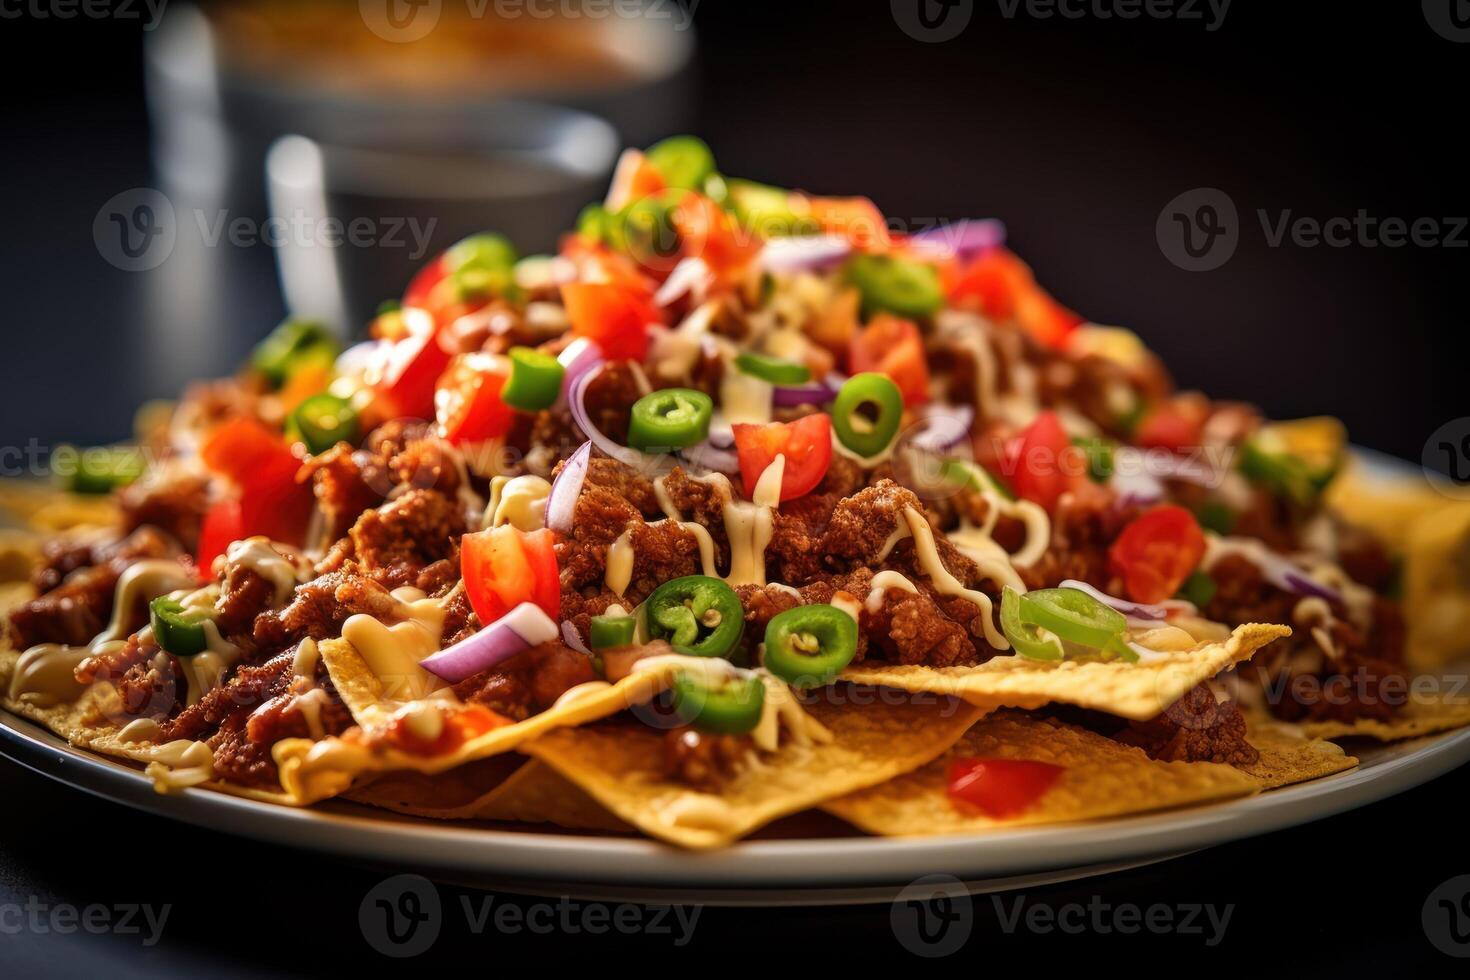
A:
900 506 1014 650
605 528 636 597
7 643 91 707
93 560 199 644
651 460 783 587
222 537 304 606
865 571 920 613
485 475 551 532
340 588 449 703
720 370 773 426
830 590 863 623
292 637 321 677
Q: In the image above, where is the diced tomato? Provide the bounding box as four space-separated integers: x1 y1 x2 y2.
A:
1134 401 1207 453
561 281 656 362
199 417 314 546
1001 411 1083 512
519 528 561 620
389 703 512 756
947 248 1081 349
434 352 515 446
947 757 1064 818
604 148 667 212
732 414 833 502
461 525 559 627
672 192 761 278
805 195 890 250
402 253 449 311
1109 505 1208 604
196 498 243 573
849 314 930 409
375 306 453 421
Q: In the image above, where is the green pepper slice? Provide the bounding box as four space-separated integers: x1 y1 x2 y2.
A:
577 203 612 244
735 352 811 386
54 445 145 494
610 190 684 266
844 253 943 319
762 604 858 687
726 179 818 236
1018 588 1127 650
646 575 744 658
831 373 904 458
1177 570 1217 608
940 458 1016 501
669 671 765 735
446 232 518 273
252 318 338 387
645 135 717 190
149 597 208 657
287 394 360 456
1072 437 1115 483
1194 500 1236 536
589 614 637 650
627 388 713 453
501 347 566 412
1000 587 1063 661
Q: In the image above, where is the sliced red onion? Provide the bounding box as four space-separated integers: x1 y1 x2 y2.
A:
910 219 1007 262
679 439 740 474
1109 449 1168 506
561 620 591 655
546 440 591 534
772 378 837 407
1282 571 1342 602
558 337 605 393
420 603 560 683
760 235 852 273
1059 579 1195 621
654 257 713 308
569 364 671 475
1113 446 1222 489
909 404 975 453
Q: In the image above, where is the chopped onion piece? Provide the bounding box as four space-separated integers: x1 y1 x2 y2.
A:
759 235 852 273
909 404 974 452
910 219 1007 262
419 602 559 683
569 365 672 476
546 440 591 534
1058 579 1195 621
561 620 591 655
654 257 713 308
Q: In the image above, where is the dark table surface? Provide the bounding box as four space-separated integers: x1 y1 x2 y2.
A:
4 3 1469 972
2 739 1466 970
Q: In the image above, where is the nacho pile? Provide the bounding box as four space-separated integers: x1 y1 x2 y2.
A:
5 135 1466 848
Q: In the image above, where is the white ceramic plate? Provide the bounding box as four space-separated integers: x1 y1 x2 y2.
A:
4 709 1468 904
4 449 1464 903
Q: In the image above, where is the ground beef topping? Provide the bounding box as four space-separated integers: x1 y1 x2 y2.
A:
1114 683 1260 766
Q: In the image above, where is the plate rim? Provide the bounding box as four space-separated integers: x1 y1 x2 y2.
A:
4 708 1468 892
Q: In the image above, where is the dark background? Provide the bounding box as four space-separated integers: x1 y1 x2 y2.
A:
2 0 1466 971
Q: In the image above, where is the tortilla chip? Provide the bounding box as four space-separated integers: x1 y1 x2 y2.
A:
822 710 1257 837
343 755 527 817
1402 504 1470 669
273 640 697 804
521 690 989 848
1268 693 1470 742
841 624 1290 721
0 480 119 532
471 760 632 833
1239 723 1358 789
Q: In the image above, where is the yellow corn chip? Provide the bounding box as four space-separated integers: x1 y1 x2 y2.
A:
522 691 989 849
822 711 1257 836
471 760 633 833
1239 723 1358 789
841 624 1290 721
1267 694 1470 743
